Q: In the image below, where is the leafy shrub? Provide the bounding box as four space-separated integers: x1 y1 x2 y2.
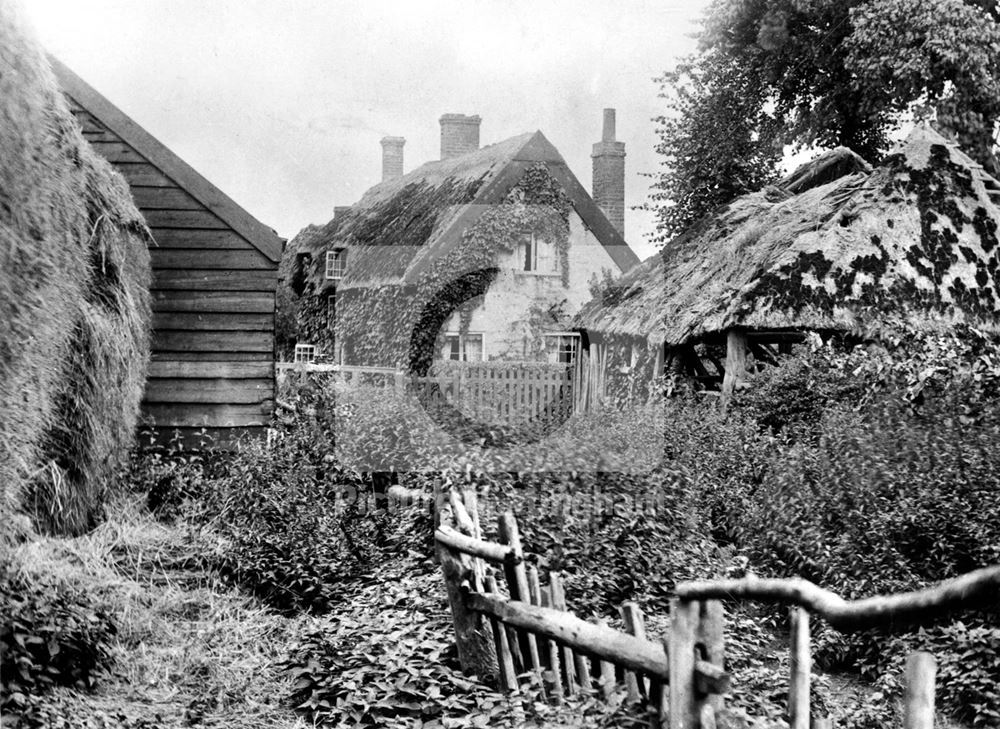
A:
719 331 1000 725
127 429 228 521
202 406 433 613
0 559 116 716
738 339 875 435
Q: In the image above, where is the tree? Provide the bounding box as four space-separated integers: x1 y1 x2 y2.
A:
651 0 1000 244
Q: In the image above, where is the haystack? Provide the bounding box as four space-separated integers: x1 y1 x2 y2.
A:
0 0 152 537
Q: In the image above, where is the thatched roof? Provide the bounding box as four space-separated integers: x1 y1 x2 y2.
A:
575 126 1000 346
290 131 639 293
1 1 151 536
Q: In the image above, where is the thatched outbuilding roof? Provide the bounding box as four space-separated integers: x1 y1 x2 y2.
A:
290 131 639 294
576 126 1000 346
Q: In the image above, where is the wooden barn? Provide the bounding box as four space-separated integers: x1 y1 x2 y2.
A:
51 57 283 447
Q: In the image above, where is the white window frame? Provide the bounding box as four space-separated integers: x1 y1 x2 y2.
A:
519 232 559 275
294 343 317 364
544 332 580 365
325 248 346 281
442 332 485 362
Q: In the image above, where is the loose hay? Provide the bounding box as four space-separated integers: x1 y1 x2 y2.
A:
0 0 152 538
8 495 307 728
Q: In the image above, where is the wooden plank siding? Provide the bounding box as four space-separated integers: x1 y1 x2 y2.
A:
64 98 280 447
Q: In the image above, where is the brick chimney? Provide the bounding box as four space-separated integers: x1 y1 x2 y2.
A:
380 136 405 181
591 108 626 236
439 114 481 159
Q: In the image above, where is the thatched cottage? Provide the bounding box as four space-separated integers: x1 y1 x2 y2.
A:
575 126 1000 404
280 111 639 371
51 58 284 446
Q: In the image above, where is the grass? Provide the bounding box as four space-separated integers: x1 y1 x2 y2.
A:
5 494 307 728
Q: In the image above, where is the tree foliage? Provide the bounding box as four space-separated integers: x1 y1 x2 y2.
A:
651 0 1000 244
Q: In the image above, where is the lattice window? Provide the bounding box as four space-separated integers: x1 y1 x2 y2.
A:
325 249 347 280
294 343 316 364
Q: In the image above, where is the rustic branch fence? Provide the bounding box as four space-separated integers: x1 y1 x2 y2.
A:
435 488 1000 729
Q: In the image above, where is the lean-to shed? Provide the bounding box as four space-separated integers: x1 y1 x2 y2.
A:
51 58 283 446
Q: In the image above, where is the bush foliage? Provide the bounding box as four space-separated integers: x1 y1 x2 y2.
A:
0 559 116 719
120 327 1000 726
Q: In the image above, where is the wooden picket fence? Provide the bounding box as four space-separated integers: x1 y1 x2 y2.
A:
278 361 576 424
413 365 574 424
435 488 1000 729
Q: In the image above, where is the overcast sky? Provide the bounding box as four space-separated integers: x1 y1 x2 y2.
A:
26 1 711 260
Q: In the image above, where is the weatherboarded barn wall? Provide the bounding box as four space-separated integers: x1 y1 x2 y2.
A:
0 0 151 537
51 59 283 447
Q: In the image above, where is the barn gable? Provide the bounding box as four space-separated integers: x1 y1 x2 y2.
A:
50 57 283 446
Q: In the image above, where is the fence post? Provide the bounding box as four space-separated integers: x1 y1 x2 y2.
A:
538 577 564 704
597 619 616 698
436 541 497 680
903 652 936 729
549 573 579 696
669 597 699 729
529 566 563 702
485 576 518 692
697 599 726 714
497 512 544 686
788 607 810 729
671 598 727 728
620 602 645 703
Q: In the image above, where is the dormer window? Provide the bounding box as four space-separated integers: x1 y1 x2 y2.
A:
520 233 558 274
325 248 347 281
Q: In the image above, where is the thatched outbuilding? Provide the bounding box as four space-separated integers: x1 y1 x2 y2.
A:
0 1 151 536
575 126 1000 402
50 58 284 446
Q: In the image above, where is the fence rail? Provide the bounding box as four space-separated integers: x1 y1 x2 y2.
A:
676 567 1000 632
434 488 1000 729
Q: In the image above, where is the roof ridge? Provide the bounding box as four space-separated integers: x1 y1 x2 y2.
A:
48 54 283 263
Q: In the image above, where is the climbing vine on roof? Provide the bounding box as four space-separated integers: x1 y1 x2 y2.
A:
333 164 573 368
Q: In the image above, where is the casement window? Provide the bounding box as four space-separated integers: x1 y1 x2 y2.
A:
520 232 558 274
294 343 316 364
325 248 347 280
441 332 484 362
544 333 580 365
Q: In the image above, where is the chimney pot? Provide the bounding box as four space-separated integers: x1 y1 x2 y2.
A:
439 113 481 159
602 108 616 142
380 136 405 181
592 107 626 237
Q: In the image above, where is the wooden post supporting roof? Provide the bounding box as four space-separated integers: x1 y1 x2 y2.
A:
721 330 748 401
